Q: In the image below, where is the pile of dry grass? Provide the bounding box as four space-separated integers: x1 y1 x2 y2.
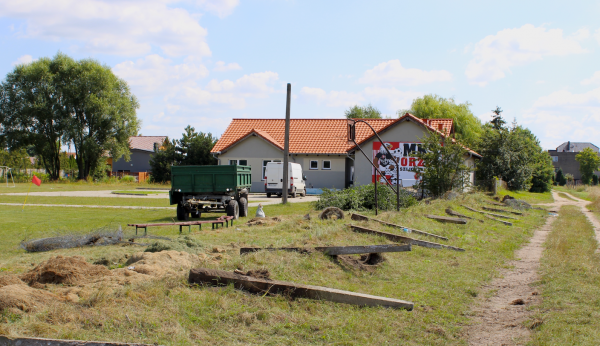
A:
20 255 111 286
247 217 282 226
0 284 60 312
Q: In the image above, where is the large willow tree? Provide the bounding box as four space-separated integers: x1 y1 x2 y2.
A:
0 52 140 180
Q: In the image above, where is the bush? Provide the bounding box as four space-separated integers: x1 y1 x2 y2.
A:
120 175 135 183
314 184 417 211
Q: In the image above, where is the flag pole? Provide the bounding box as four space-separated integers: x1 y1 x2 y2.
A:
22 181 32 211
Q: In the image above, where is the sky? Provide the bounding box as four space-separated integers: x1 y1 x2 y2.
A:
1 0 600 150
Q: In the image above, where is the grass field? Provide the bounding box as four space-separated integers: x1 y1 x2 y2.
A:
496 188 553 204
530 205 600 345
0 185 550 345
0 182 170 194
112 190 169 195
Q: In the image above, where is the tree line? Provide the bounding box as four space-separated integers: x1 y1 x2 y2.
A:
0 53 140 180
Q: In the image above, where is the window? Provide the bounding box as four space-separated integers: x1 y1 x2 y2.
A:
229 159 249 165
552 156 558 162
310 160 318 170
322 160 331 170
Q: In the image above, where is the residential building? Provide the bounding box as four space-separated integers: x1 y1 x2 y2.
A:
210 113 481 192
548 141 600 181
112 136 167 181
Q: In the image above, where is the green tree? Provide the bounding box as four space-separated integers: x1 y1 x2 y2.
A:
176 126 218 165
555 168 566 186
575 147 600 185
0 57 67 179
149 138 176 183
56 54 140 180
401 94 483 148
344 104 382 119
476 114 552 191
413 133 469 197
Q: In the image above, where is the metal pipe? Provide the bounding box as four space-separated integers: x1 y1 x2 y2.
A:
282 83 291 204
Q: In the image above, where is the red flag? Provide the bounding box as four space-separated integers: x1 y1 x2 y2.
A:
32 175 41 186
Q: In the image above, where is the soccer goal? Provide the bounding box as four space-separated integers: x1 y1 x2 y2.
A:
0 166 15 187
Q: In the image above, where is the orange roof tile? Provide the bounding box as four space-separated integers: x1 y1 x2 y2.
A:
210 116 480 157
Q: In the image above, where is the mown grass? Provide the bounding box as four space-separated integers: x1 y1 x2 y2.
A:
530 205 600 345
0 192 547 345
0 195 173 208
0 182 169 194
496 188 553 204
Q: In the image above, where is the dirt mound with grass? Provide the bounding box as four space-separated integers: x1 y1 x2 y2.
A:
20 255 111 286
124 250 203 277
0 275 25 288
247 217 282 226
0 284 60 312
319 207 344 220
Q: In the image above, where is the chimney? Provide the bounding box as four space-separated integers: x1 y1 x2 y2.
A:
567 141 571 151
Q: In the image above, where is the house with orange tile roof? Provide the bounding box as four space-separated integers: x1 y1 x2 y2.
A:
112 136 168 176
211 113 481 192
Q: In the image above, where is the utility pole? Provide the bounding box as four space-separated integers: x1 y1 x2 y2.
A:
282 83 291 204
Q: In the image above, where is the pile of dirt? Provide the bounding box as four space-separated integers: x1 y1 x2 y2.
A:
125 250 202 277
0 284 60 312
20 256 111 286
319 207 344 220
144 235 204 254
336 253 385 271
0 275 25 287
247 217 282 226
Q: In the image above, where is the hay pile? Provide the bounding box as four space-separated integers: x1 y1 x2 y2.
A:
125 250 203 277
20 255 111 286
0 284 60 312
247 217 282 226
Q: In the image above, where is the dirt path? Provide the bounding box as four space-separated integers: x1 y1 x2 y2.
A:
466 190 600 345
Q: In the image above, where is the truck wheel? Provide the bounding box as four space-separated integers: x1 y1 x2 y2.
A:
191 210 201 218
226 200 239 220
177 204 189 221
291 190 297 198
302 189 306 197
266 193 271 198
239 197 248 217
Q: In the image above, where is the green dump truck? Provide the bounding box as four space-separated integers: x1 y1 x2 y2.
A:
169 165 252 221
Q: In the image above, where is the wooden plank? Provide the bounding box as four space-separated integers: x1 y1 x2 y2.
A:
461 205 519 220
317 244 411 255
482 206 523 215
189 268 414 310
349 225 465 252
445 208 484 223
350 213 448 241
481 213 513 226
240 244 412 255
425 214 467 224
0 336 153 345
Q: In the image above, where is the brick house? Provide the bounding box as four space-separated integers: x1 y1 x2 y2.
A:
548 141 600 182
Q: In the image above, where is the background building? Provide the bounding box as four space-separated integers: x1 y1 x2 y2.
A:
548 141 600 182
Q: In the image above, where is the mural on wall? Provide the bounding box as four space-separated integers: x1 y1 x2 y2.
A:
372 142 425 186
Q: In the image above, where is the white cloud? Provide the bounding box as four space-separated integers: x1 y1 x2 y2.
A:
11 54 34 66
466 24 587 86
581 71 600 85
214 61 242 72
300 86 422 112
196 0 240 18
523 87 600 148
595 28 600 45
300 87 365 108
359 60 452 86
0 0 241 58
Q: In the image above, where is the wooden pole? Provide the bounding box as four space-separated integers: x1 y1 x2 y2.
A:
282 83 291 204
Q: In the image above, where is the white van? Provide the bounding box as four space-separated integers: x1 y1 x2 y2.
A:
264 162 307 198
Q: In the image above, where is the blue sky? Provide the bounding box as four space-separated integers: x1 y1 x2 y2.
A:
2 0 600 149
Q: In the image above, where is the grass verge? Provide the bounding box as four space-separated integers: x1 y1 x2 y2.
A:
530 205 600 345
0 192 547 345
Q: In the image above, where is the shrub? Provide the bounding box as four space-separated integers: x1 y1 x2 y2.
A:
120 175 135 183
314 184 417 211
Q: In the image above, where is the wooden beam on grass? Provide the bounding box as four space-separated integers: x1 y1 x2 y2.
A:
240 244 412 256
189 268 414 310
481 213 513 226
350 213 448 241
425 214 467 224
482 206 523 215
461 205 519 220
445 208 484 223
349 225 465 252
0 336 154 346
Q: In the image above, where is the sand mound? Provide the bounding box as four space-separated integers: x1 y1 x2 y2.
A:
0 275 25 288
20 255 111 286
0 284 60 312
125 250 202 277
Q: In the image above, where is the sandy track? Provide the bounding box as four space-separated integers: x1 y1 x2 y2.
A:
467 190 600 345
